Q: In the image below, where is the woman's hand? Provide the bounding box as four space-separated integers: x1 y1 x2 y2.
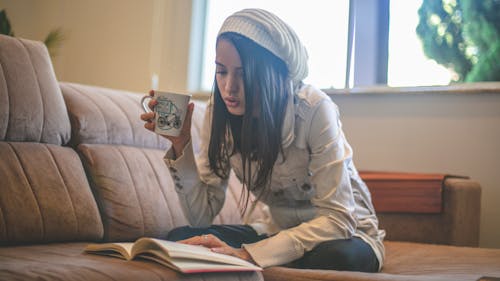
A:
140 89 195 158
178 234 255 263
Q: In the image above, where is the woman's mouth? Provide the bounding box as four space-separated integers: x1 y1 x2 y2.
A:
224 97 240 108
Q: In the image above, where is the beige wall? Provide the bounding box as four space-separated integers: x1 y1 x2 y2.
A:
2 0 499 249
0 0 193 93
330 90 500 249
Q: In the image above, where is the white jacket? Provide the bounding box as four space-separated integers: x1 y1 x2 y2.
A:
165 85 385 269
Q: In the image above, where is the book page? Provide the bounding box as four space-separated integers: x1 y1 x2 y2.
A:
139 251 262 273
132 238 260 268
84 242 134 260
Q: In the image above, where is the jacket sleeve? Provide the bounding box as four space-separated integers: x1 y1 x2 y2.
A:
243 98 358 267
164 99 228 227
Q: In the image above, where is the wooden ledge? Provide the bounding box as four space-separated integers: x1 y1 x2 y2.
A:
359 171 467 214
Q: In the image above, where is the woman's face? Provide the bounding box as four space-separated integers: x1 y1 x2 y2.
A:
215 39 245 116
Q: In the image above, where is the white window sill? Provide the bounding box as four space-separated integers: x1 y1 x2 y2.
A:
192 82 500 100
324 82 500 95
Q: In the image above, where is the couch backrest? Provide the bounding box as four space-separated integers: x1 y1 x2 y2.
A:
60 82 170 150
0 35 103 245
0 35 70 144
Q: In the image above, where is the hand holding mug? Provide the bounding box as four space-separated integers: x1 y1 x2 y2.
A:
140 90 194 157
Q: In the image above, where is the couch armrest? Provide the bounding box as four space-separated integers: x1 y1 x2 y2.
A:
377 177 481 246
444 178 481 246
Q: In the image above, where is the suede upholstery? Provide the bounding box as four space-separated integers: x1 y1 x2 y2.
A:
0 35 101 246
78 143 187 241
0 36 70 144
0 243 260 281
0 34 263 280
378 178 481 246
60 82 169 150
0 142 103 245
263 242 500 281
1 34 499 281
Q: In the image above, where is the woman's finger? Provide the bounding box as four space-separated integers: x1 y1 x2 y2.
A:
148 99 157 110
211 246 234 255
144 121 155 131
178 234 226 248
177 235 206 245
140 112 155 121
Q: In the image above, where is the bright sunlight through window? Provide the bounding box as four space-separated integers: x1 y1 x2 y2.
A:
388 0 452 86
201 0 349 91
201 0 453 91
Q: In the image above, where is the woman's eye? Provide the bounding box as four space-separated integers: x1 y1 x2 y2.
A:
216 71 227 75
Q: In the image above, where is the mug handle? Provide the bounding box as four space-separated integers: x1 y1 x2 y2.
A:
140 95 153 113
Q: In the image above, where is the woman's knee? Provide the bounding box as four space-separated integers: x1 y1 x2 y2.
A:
302 245 358 270
166 226 196 241
329 247 362 270
297 238 378 272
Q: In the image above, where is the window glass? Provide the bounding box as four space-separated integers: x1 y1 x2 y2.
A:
201 0 349 91
387 0 452 86
201 0 457 90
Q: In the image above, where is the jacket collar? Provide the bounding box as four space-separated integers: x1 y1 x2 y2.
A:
281 89 297 149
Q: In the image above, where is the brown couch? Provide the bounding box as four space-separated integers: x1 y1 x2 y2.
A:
1 35 499 281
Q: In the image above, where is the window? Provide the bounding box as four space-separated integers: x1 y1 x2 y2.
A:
195 0 457 91
200 0 349 91
387 0 452 86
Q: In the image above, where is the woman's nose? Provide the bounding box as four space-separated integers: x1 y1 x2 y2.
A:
225 74 239 93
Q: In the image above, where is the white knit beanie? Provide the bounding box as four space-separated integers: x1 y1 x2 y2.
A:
218 8 309 83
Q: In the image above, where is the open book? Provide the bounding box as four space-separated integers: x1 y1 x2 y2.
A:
84 237 262 274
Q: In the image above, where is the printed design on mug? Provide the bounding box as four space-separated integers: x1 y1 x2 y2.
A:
156 97 182 130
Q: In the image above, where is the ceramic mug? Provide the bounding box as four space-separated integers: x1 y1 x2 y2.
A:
141 91 191 137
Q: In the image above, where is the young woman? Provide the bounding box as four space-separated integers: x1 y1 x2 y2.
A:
141 8 385 272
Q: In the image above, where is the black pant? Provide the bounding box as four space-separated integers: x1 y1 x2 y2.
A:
167 224 379 272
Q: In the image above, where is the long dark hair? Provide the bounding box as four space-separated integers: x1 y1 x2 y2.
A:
208 32 291 212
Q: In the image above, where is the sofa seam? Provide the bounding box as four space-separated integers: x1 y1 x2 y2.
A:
8 142 46 240
142 149 177 227
18 38 45 143
45 144 80 237
65 83 109 143
0 203 5 240
0 59 9 140
0 148 6 237
116 146 146 236
98 89 135 145
124 92 144 144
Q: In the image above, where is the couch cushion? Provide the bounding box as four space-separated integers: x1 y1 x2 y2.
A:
78 144 186 241
60 82 170 150
382 241 500 278
0 35 70 145
0 142 103 245
262 241 500 281
0 242 264 281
